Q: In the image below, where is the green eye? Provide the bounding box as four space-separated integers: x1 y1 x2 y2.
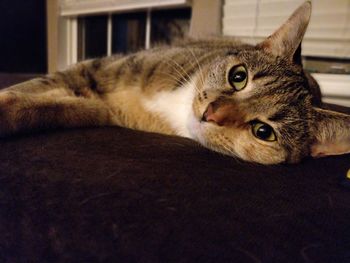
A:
252 122 276 142
228 65 248 91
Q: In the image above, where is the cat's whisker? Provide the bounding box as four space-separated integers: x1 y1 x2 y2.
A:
162 60 188 85
156 71 190 88
218 135 243 164
218 138 235 155
205 133 240 161
182 49 204 96
163 63 201 96
167 61 193 87
186 47 206 90
161 50 202 94
165 57 200 93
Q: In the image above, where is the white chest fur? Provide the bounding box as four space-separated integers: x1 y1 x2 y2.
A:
142 82 196 138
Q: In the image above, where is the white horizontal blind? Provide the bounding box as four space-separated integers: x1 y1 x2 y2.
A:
60 0 190 16
223 0 350 58
313 73 350 106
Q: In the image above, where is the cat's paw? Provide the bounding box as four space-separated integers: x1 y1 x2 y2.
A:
0 92 19 106
0 92 21 137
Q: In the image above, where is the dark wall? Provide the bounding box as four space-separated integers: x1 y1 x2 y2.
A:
0 0 47 73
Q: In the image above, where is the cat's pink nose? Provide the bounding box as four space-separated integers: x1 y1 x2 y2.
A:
202 102 235 126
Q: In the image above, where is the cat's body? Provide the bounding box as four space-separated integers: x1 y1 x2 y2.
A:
1 2 349 164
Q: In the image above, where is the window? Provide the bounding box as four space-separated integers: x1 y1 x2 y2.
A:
151 8 191 46
112 12 147 54
55 0 191 69
77 8 190 60
78 15 108 60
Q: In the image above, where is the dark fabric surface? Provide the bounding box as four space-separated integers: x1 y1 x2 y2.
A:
0 74 349 263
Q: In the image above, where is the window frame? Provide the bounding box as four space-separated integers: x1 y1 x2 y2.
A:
57 1 190 70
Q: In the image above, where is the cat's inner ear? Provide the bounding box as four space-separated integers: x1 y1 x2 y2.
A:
257 1 311 64
310 108 350 158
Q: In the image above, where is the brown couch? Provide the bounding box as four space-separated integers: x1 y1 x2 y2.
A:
0 73 349 263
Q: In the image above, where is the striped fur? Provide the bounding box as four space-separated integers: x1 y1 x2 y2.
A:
0 1 349 164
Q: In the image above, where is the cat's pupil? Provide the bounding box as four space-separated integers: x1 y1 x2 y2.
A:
256 125 272 139
233 71 246 82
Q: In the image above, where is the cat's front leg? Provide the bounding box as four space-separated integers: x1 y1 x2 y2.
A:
0 91 20 136
0 90 114 137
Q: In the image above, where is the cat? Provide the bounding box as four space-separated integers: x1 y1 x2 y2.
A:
0 1 349 164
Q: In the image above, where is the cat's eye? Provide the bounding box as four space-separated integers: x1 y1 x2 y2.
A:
252 122 276 142
228 65 248 91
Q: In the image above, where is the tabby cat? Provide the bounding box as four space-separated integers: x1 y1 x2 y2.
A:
1 2 349 164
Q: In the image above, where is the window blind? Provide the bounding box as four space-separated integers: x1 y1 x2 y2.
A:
222 0 350 58
60 0 190 16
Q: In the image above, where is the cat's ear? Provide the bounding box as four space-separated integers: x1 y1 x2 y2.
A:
310 108 350 158
257 1 311 64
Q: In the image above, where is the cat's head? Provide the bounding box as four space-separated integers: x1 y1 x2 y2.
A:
190 1 350 164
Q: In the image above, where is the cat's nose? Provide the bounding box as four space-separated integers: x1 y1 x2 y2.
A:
202 102 236 126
